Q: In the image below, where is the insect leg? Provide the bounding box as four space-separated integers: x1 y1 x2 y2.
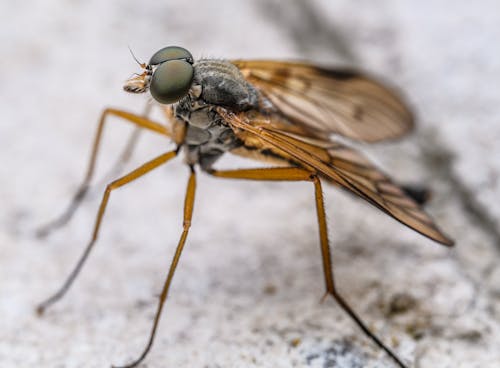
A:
113 167 196 368
311 175 408 368
37 108 171 238
209 166 408 368
98 105 150 184
37 150 178 315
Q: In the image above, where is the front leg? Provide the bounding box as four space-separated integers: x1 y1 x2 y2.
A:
37 107 171 237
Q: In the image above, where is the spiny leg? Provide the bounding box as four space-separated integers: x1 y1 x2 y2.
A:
37 107 170 238
209 167 408 368
113 167 196 368
37 150 178 315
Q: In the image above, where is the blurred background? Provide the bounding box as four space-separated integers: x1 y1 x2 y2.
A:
1 1 499 367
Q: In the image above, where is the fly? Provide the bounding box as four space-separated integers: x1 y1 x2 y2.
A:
37 46 454 368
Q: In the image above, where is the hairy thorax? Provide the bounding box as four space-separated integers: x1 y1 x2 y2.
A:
173 59 260 170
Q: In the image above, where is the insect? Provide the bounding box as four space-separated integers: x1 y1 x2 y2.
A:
37 46 454 368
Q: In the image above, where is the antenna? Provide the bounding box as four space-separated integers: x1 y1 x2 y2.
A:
128 45 146 68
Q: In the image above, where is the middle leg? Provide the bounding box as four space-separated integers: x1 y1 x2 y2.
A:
113 167 197 368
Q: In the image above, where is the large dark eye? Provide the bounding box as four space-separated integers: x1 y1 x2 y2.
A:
150 59 194 104
149 46 193 65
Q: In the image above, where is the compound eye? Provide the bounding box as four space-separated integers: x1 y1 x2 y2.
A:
149 46 193 65
150 59 194 104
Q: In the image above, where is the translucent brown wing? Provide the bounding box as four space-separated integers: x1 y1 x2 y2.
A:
232 60 414 143
218 108 454 246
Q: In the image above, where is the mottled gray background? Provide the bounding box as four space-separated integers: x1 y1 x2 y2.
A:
1 1 500 367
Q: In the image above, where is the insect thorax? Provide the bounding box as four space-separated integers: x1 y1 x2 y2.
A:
173 59 260 170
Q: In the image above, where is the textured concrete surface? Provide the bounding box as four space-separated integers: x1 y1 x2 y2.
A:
1 1 500 367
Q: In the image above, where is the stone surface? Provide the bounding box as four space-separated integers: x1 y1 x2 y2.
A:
1 1 500 367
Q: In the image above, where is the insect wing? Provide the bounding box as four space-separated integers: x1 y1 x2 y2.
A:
219 108 453 246
232 60 414 143
323 141 453 246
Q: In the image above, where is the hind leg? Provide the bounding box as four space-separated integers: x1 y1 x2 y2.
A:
209 166 408 368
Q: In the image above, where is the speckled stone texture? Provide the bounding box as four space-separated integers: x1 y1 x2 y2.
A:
1 1 500 367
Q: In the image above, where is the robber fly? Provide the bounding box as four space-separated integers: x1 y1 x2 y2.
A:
37 46 454 368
